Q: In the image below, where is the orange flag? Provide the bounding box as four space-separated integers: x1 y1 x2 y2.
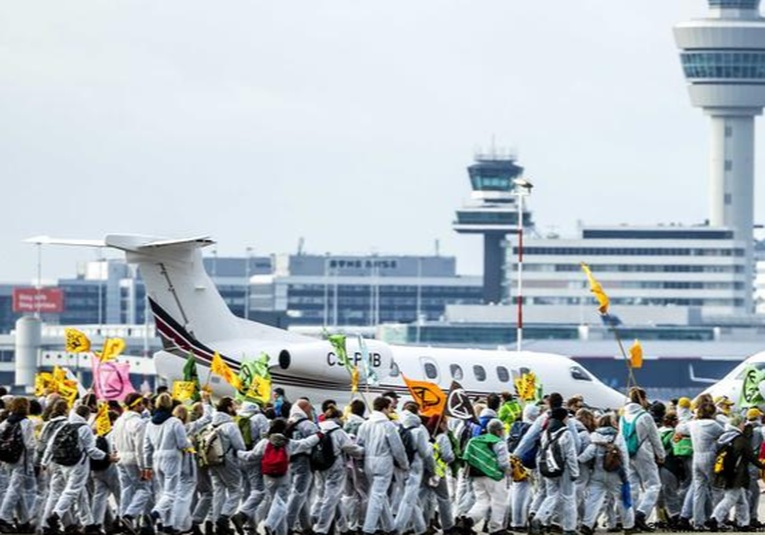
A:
580 262 610 315
402 376 446 417
629 340 643 369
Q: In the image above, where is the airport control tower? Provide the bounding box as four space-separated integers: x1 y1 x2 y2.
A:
675 0 765 312
453 150 533 304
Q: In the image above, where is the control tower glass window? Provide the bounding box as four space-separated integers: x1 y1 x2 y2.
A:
681 52 765 80
708 0 759 8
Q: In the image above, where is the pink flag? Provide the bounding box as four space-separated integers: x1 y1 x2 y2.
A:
92 356 135 401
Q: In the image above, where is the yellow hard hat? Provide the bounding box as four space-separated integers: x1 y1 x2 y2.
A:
747 408 763 420
678 397 691 409
714 396 734 407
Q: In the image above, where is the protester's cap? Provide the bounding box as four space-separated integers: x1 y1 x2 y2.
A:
382 390 400 399
677 397 691 409
238 401 260 416
551 407 568 421
747 408 763 420
714 396 734 407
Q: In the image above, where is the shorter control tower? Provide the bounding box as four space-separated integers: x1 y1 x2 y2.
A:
453 150 533 304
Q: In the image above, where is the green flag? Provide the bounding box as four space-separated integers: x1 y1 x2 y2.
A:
740 365 765 408
237 352 271 404
183 352 201 402
328 334 353 372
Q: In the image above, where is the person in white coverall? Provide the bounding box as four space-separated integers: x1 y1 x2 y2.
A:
356 396 410 535
622 387 665 532
0 397 37 533
312 406 364 535
284 399 319 533
531 407 580 535
44 405 114 533
232 401 270 535
209 397 246 535
143 392 191 535
113 392 151 532
394 403 436 535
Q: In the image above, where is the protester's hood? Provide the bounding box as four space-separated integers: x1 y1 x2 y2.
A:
237 402 261 419
547 417 566 435
69 412 87 424
269 433 288 447
522 404 541 424
400 410 422 428
623 403 645 420
6 413 26 425
289 405 309 422
592 426 618 441
151 408 173 425
369 410 389 423
319 419 341 432
677 406 692 422
212 411 233 426
573 418 587 433
718 428 741 446
479 407 498 419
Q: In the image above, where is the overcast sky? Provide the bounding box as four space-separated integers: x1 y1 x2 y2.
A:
0 0 751 283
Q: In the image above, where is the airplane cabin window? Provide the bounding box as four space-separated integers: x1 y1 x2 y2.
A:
570 366 593 382
450 364 463 380
496 366 510 383
473 365 486 382
424 362 438 380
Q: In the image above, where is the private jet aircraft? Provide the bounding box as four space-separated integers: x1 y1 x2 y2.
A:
38 234 628 408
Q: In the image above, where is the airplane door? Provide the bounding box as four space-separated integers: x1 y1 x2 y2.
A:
420 357 441 383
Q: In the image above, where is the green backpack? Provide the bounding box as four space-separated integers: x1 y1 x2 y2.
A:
673 436 693 457
236 415 254 450
462 433 504 481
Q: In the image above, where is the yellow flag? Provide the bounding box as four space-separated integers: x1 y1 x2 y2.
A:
351 367 360 393
211 352 242 391
98 338 126 362
629 340 643 369
65 328 91 353
246 375 271 405
402 376 446 418
95 403 112 437
514 372 538 401
52 366 67 384
580 262 610 315
58 383 79 408
172 381 197 403
35 373 54 397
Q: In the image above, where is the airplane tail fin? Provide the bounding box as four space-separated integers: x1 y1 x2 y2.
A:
97 235 306 348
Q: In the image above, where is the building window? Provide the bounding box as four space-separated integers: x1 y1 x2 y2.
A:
450 364 463 380
725 160 733 171
725 125 733 137
473 365 486 382
496 366 510 383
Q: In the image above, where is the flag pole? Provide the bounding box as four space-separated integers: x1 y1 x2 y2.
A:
605 320 638 393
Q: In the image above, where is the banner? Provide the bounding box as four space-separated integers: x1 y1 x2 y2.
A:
740 365 765 408
328 334 353 372
237 353 271 404
211 352 242 391
402 376 446 418
444 381 477 421
95 403 112 437
65 328 91 353
514 371 541 402
182 353 201 402
92 356 135 401
172 381 198 403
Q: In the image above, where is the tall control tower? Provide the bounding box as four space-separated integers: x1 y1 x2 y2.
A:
453 150 533 304
675 0 765 312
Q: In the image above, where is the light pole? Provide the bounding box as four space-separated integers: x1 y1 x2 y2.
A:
244 247 253 320
512 178 533 353
415 256 422 344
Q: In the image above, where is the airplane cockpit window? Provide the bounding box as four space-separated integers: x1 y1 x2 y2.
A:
570 366 593 381
450 364 463 380
735 361 765 379
424 362 438 380
473 365 486 382
496 366 510 383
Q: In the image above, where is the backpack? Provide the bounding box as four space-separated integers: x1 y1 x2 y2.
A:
285 417 307 440
507 421 531 454
51 423 85 467
310 429 338 471
90 435 112 472
197 424 226 467
400 425 418 463
462 433 504 481
0 421 25 464
538 427 566 478
601 435 622 473
237 415 254 450
673 435 693 457
261 441 289 477
620 412 645 457
713 434 740 480
36 419 66 466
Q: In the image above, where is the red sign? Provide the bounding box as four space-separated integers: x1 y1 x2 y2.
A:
12 288 64 314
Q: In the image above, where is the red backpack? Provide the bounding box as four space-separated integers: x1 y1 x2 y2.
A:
261 442 289 477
